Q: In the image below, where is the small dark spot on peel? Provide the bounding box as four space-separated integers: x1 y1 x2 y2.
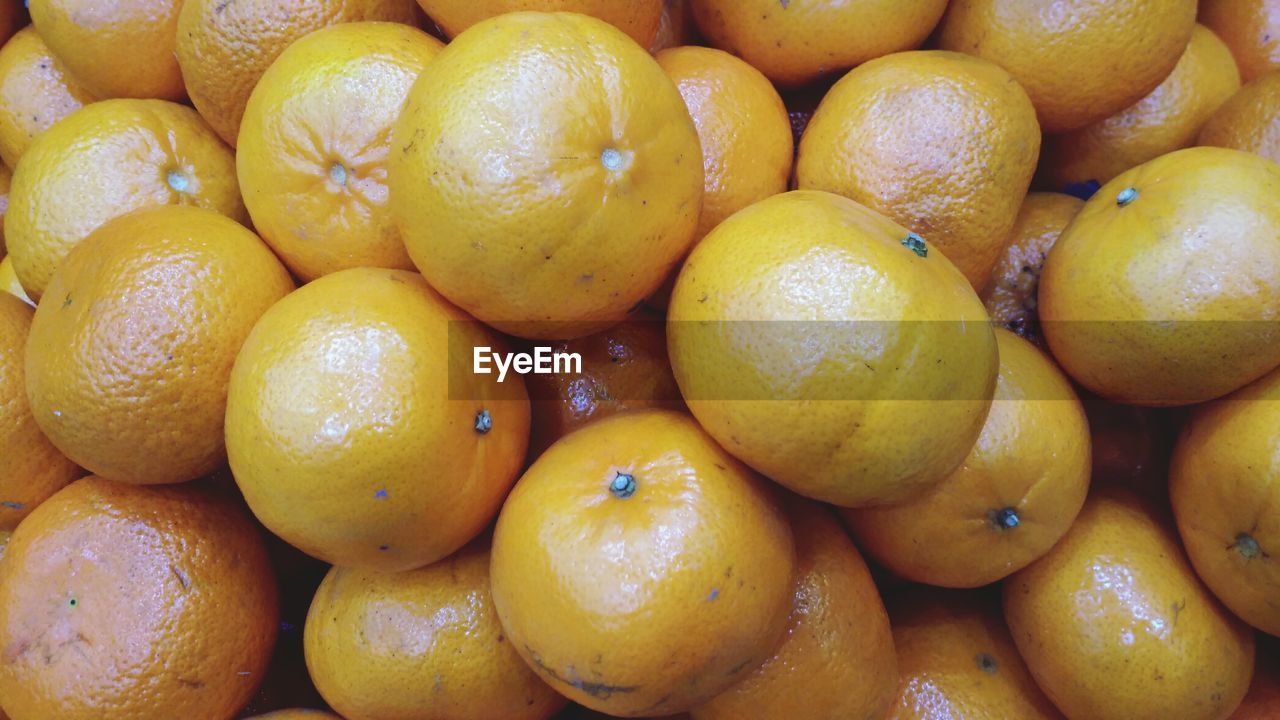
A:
976 653 998 673
0 501 23 510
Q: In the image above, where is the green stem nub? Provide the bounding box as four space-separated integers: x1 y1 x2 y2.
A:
1235 533 1261 559
474 409 492 434
1116 187 1139 206
991 507 1020 530
610 472 637 499
901 233 928 258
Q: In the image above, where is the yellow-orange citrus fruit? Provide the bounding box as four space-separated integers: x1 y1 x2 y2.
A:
886 588 1063 720
982 193 1084 343
938 0 1197 133
226 267 529 572
668 190 997 508
1199 70 1280 165
305 539 566 720
417 0 663 46
25 206 293 486
28 0 185 100
1170 364 1280 636
655 45 791 243
0 476 278 720
238 22 443 281
797 50 1040 290
1041 147 1280 406
0 255 30 306
0 26 97 169
244 707 343 712
1042 25 1241 189
176 0 421 147
690 499 897 720
6 98 245 301
1232 645 1280 720
845 329 1090 588
525 312 682 458
689 0 949 87
0 161 9 255
490 410 795 716
0 292 79 530
1200 0 1280 83
1004 488 1255 720
390 11 702 339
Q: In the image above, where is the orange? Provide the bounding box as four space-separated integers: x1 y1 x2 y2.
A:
655 45 791 243
1199 70 1280 165
1232 642 1280 720
0 292 79 530
668 190 997 508
886 587 1063 720
237 22 443 281
0 256 29 306
525 312 682 458
938 0 1197 133
28 0 184 100
690 499 897 720
1200 0 1280 83
1041 25 1241 190
650 0 692 53
226 267 530 572
1169 363 1280 636
0 476 278 720
416 0 663 47
689 0 949 87
1004 487 1255 720
25 206 294 485
844 329 1090 588
305 538 566 720
176 0 421 148
490 410 795 716
796 50 1040 289
389 11 702 339
6 98 245 301
1040 146 1280 406
244 707 343 712
981 193 1084 343
0 26 97 169
0 160 9 255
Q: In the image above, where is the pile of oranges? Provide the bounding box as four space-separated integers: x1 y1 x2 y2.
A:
0 1 1278 719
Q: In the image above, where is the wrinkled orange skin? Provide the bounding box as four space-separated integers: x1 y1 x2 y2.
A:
691 499 897 720
938 0 1197 133
176 0 421 147
306 539 565 720
1004 488 1255 720
6 98 246 301
981 193 1083 345
797 50 1040 290
0 26 97 169
690 0 948 87
887 588 1062 720
25 206 294 486
1200 0 1280 83
668 190 997 508
29 0 185 100
237 22 443 281
845 330 1091 589
525 313 682 459
226 268 529 572
390 12 702 339
0 293 79 530
0 476 278 720
1040 146 1280 406
417 0 662 46
1199 70 1280 165
491 410 795 717
1042 24 1241 189
1170 364 1280 636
